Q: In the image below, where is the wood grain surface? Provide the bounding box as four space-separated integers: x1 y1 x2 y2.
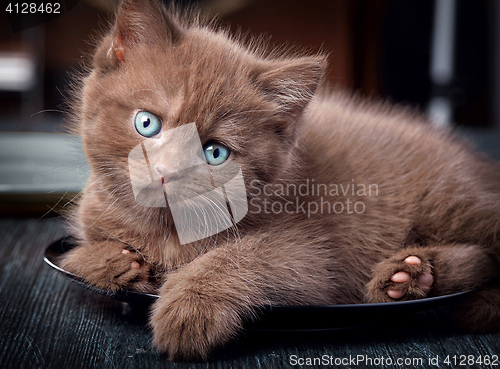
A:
0 217 499 369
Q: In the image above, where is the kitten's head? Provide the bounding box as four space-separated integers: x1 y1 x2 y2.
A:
78 0 326 233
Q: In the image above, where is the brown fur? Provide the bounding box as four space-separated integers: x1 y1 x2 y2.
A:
60 0 500 361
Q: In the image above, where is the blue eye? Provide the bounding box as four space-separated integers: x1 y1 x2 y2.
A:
204 143 230 166
134 111 162 137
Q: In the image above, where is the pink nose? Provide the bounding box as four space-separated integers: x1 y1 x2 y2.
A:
153 164 178 183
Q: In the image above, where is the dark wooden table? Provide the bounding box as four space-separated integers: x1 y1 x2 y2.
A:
1 217 499 369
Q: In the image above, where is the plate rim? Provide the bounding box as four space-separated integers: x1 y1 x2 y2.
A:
44 236 474 311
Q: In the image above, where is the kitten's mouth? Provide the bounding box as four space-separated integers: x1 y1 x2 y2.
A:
159 173 181 188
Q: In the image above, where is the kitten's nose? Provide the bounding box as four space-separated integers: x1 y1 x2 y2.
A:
154 164 178 183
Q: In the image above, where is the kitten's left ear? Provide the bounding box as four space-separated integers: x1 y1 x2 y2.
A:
95 0 182 69
254 56 327 116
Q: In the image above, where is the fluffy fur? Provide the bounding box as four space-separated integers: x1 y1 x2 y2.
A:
60 0 500 361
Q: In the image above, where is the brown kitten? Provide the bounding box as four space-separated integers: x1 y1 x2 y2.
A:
60 0 500 361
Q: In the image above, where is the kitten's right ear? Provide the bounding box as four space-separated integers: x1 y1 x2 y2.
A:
93 0 182 70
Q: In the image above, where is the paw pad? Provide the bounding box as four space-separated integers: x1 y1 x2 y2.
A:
386 256 433 300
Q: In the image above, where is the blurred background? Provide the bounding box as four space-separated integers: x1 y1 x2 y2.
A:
0 0 499 214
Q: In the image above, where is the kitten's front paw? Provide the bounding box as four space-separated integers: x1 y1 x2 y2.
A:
366 254 434 303
59 242 154 293
150 281 241 361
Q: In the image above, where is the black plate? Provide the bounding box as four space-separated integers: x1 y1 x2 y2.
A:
44 237 473 331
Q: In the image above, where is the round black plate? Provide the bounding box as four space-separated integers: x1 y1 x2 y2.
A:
44 237 473 331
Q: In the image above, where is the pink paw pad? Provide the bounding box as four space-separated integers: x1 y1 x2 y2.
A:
387 256 433 300
122 249 142 270
122 249 149 282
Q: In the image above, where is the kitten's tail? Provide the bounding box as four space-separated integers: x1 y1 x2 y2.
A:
453 279 500 333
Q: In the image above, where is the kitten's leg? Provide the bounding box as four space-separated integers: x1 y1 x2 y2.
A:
59 241 154 293
366 244 499 303
149 235 333 361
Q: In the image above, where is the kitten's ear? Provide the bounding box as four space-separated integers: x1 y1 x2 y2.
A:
94 0 182 69
254 56 327 116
